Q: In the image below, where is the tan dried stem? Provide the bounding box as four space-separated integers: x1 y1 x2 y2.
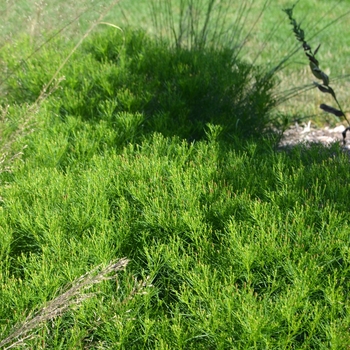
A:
0 258 130 349
36 0 122 105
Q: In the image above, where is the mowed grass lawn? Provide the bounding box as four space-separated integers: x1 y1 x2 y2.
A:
1 0 350 348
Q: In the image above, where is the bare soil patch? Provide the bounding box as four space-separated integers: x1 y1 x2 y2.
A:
279 122 350 150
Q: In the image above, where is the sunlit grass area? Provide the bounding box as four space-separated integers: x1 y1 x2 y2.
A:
1 0 350 348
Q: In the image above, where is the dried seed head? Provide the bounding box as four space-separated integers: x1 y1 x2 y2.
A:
320 72 329 86
313 82 335 98
306 53 319 66
314 43 321 56
320 104 344 117
309 62 329 85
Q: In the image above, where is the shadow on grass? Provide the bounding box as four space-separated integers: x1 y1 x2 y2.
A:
1 28 277 144
2 20 350 350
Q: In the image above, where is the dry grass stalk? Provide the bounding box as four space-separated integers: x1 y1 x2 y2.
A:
0 76 64 179
283 3 350 144
0 0 122 178
121 275 153 304
38 0 122 103
0 258 130 349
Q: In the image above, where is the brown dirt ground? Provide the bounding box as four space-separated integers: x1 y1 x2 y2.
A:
279 121 350 150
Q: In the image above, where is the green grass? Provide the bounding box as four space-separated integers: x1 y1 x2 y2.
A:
1 28 277 141
1 121 350 348
1 0 350 348
3 0 350 121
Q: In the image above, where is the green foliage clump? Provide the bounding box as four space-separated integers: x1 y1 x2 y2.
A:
1 13 350 350
1 28 276 142
1 129 350 348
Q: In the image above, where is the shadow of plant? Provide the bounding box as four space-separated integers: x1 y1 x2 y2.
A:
2 28 277 143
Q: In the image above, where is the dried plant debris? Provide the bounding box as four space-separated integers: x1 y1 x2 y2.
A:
0 258 132 349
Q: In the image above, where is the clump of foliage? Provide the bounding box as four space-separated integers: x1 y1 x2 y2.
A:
1 28 276 142
3 1 350 348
